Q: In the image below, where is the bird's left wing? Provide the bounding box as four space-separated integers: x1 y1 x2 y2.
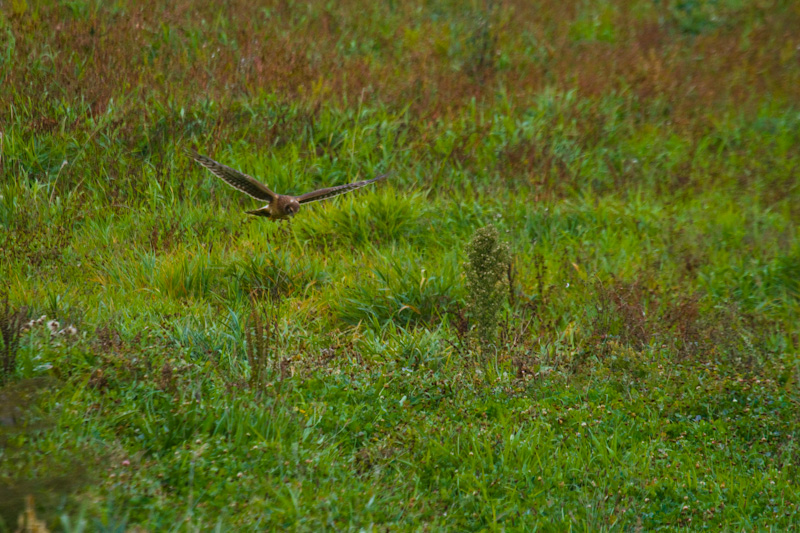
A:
296 173 389 205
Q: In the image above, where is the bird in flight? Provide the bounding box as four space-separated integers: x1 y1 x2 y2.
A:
188 149 388 221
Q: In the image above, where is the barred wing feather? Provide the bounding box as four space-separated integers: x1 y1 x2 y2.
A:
189 150 276 202
296 174 389 205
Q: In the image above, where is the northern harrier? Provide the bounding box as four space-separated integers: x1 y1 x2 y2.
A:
189 149 388 220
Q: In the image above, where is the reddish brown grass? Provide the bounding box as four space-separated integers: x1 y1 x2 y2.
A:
4 0 798 127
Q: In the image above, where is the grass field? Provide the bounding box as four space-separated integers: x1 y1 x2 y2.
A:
1 0 799 530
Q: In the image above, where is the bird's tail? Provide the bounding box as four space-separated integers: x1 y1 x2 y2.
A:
245 207 272 218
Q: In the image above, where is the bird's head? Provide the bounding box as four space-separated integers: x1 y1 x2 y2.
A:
285 199 300 217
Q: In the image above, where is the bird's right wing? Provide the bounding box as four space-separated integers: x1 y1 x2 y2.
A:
188 149 276 202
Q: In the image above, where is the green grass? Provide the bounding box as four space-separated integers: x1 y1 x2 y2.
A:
2 0 800 530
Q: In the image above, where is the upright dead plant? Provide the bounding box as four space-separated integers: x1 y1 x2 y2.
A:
246 294 280 392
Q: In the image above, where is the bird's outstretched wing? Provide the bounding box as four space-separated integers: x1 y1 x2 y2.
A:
188 149 276 202
296 174 389 205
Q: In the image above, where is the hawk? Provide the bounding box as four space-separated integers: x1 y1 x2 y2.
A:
189 149 388 220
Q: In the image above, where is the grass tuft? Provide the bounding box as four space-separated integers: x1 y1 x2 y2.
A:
0 293 26 384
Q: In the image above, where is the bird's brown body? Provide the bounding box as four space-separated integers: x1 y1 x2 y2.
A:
246 196 301 220
189 149 387 221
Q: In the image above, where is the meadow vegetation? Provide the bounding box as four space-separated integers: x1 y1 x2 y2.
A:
1 0 799 529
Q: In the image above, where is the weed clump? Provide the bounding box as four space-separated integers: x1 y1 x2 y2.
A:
464 224 510 348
